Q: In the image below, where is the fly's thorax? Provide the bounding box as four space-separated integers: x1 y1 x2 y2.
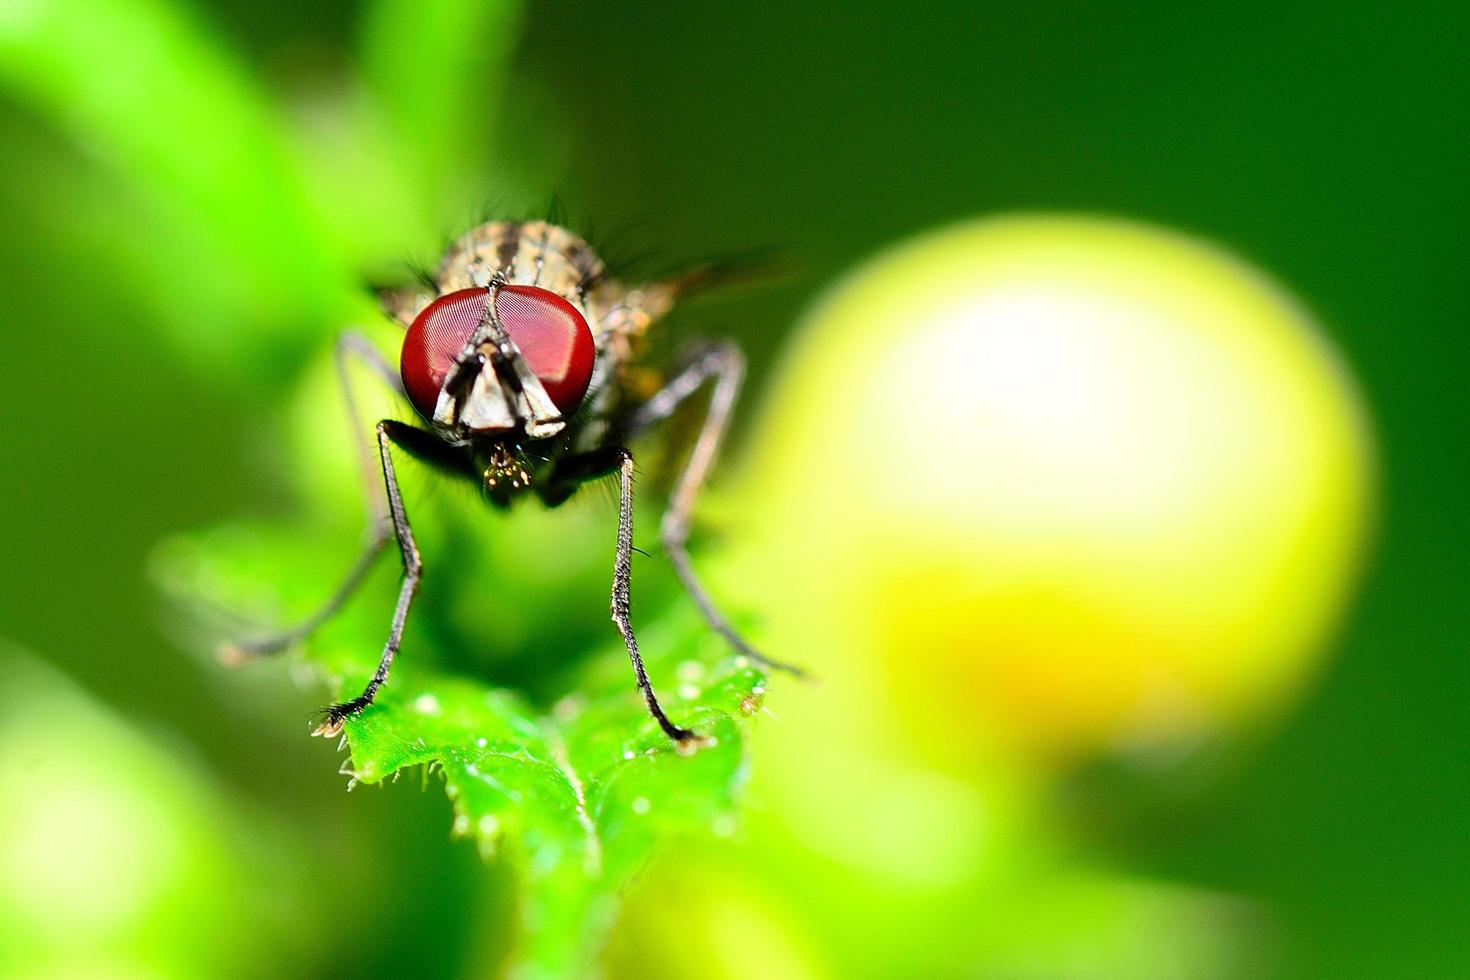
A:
437 221 605 327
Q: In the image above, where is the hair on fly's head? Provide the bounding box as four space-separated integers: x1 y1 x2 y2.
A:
543 192 568 229
403 200 796 308
407 261 439 293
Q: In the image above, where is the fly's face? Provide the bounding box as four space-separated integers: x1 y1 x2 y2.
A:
399 282 595 440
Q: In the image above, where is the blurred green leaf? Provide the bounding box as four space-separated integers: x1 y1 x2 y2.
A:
357 0 523 217
0 646 319 977
0 0 537 385
0 0 352 375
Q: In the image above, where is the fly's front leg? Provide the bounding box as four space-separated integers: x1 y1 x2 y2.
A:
312 420 424 737
627 341 806 677
220 331 402 663
540 446 697 743
610 449 699 743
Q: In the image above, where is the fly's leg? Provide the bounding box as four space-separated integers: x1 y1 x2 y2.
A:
539 446 697 743
611 449 699 742
219 331 402 663
217 531 389 664
312 420 424 737
626 341 806 678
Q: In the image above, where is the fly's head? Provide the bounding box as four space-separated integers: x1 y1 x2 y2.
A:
398 279 596 446
392 221 679 492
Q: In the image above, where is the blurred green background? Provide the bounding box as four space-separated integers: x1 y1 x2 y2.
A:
0 1 1465 977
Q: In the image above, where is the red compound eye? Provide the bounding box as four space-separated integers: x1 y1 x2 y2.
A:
493 284 595 415
400 288 491 420
400 286 596 422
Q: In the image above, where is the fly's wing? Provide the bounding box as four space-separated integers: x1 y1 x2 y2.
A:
587 246 794 373
657 246 796 302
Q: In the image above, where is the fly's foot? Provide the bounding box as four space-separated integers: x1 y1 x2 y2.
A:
216 641 251 668
652 713 710 752
311 707 350 738
310 695 371 737
673 729 715 756
216 635 291 667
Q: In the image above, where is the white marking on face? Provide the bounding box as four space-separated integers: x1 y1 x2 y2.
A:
453 367 517 431
446 347 568 438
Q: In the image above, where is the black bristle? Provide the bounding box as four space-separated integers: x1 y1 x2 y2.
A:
407 261 438 293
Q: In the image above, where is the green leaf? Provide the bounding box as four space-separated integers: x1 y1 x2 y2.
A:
157 517 769 977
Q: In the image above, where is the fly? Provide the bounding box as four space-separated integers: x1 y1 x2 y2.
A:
221 220 800 744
